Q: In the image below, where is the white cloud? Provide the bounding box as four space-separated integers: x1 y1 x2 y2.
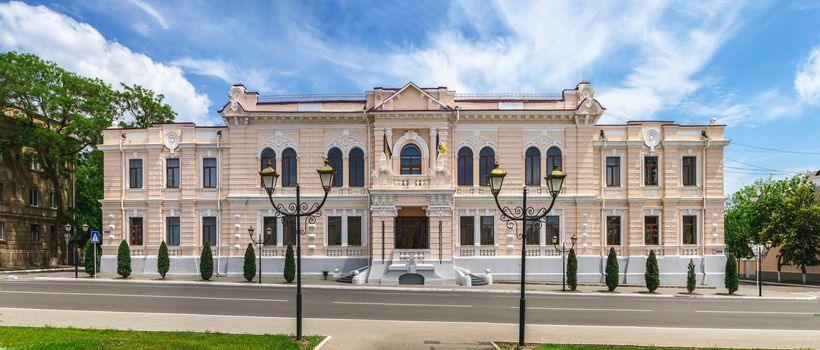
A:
681 89 802 127
795 47 820 106
126 0 168 30
171 57 272 92
0 1 214 125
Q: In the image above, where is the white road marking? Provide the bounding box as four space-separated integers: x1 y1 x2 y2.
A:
512 306 653 312
696 310 817 316
333 301 472 308
350 291 463 297
0 290 286 302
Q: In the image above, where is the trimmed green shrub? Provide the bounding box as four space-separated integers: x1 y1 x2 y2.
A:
605 247 619 292
243 243 256 282
200 243 213 281
157 241 170 279
644 250 660 292
687 259 696 294
83 240 101 276
725 253 738 295
567 247 577 291
284 244 295 283
116 240 131 278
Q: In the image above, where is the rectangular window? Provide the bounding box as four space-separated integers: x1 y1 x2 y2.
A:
166 158 180 188
644 216 659 245
0 222 5 241
607 216 621 245
644 156 658 186
263 216 277 245
683 215 697 245
327 216 342 246
130 217 144 245
524 220 539 245
31 224 40 241
202 217 217 246
0 182 4 201
29 156 40 171
545 215 559 245
460 216 474 246
682 156 697 186
129 159 143 189
283 216 297 246
49 192 57 209
606 157 620 187
28 188 39 206
203 158 217 188
348 216 362 246
166 217 180 246
480 216 494 245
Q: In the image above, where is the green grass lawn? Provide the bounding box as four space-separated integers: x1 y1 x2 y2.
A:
496 343 751 350
0 326 324 350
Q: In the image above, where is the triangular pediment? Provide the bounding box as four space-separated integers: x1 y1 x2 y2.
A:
371 82 452 111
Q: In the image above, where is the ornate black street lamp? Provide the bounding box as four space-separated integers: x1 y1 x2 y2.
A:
487 161 565 349
63 224 74 277
552 233 577 292
259 159 334 340
248 226 262 284
748 239 773 297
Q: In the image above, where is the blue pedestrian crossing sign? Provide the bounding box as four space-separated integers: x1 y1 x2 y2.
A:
90 231 101 244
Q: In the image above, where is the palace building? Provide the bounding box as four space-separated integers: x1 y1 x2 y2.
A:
98 82 729 286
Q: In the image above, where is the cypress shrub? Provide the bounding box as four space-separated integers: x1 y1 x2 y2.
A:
83 240 101 276
243 243 256 282
644 250 660 292
725 253 738 295
687 259 696 294
605 247 619 292
567 247 578 291
200 242 213 281
116 240 131 278
284 244 295 283
157 241 170 279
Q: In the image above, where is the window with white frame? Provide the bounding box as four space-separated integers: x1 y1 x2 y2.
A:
0 222 5 241
130 217 144 246
682 156 697 186
327 216 342 246
644 216 660 245
606 157 620 187
129 159 143 189
263 216 277 245
348 216 362 246
606 216 621 245
49 192 57 209
31 224 40 241
459 216 474 246
29 188 39 206
644 156 659 186
166 217 180 246
480 216 494 245
201 217 217 246
203 158 217 188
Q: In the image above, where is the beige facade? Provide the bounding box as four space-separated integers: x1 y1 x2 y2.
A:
99 82 728 286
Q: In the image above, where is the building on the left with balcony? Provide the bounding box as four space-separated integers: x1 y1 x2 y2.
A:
0 111 73 268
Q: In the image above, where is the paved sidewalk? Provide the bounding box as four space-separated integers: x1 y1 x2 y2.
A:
9 271 818 300
1 307 818 349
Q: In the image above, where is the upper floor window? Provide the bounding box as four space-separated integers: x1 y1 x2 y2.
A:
29 154 40 171
525 147 541 186
683 215 697 245
606 216 621 245
327 148 344 187
644 156 659 186
129 159 143 189
282 148 298 187
49 192 57 209
327 216 342 246
479 147 495 186
260 148 276 186
202 216 217 246
547 147 562 173
130 217 143 246
349 148 365 187
203 158 217 188
682 156 697 186
459 216 474 246
166 158 180 188
348 216 362 246
644 216 659 245
400 144 421 175
606 157 620 187
457 147 473 186
28 188 39 206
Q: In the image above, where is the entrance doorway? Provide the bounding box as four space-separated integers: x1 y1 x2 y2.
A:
394 217 429 249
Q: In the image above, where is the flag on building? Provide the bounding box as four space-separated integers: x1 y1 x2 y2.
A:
383 132 392 160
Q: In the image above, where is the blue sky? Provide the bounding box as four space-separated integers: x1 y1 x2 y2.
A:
1 0 819 193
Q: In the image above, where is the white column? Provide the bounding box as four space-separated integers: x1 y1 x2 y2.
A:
540 217 547 246
429 128 437 170
473 155 480 188
276 212 283 247
473 212 480 247
342 156 349 190
341 209 348 247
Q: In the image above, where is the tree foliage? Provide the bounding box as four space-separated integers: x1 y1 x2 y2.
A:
116 240 131 278
605 247 619 292
284 244 295 283
644 250 660 292
157 241 170 279
725 253 738 295
687 259 696 294
566 247 577 291
83 239 101 276
244 243 256 282
200 243 213 281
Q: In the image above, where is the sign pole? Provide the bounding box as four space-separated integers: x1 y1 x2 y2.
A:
90 231 101 278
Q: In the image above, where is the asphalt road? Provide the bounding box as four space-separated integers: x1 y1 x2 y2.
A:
0 280 818 330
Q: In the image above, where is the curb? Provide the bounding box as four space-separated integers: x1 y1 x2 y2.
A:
313 335 332 350
489 340 502 350
28 277 816 300
0 267 75 275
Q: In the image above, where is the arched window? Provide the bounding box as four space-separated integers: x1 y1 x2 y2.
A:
327 148 343 187
457 147 473 186
525 147 541 186
349 148 365 187
260 148 275 187
281 148 297 187
400 144 421 174
479 147 495 186
547 147 562 173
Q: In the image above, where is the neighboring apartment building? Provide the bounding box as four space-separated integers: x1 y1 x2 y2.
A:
98 82 729 286
0 113 72 268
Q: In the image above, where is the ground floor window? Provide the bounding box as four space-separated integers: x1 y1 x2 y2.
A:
31 224 40 241
459 216 474 246
202 217 216 246
683 215 697 245
606 216 621 245
166 217 180 246
0 222 5 241
130 217 143 245
283 216 297 246
524 220 538 245
263 216 277 245
327 216 342 246
545 215 559 245
395 217 428 249
644 216 659 245
480 216 494 245
348 216 362 246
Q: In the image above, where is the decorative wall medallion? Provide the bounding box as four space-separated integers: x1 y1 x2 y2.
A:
643 128 661 153
163 130 181 151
